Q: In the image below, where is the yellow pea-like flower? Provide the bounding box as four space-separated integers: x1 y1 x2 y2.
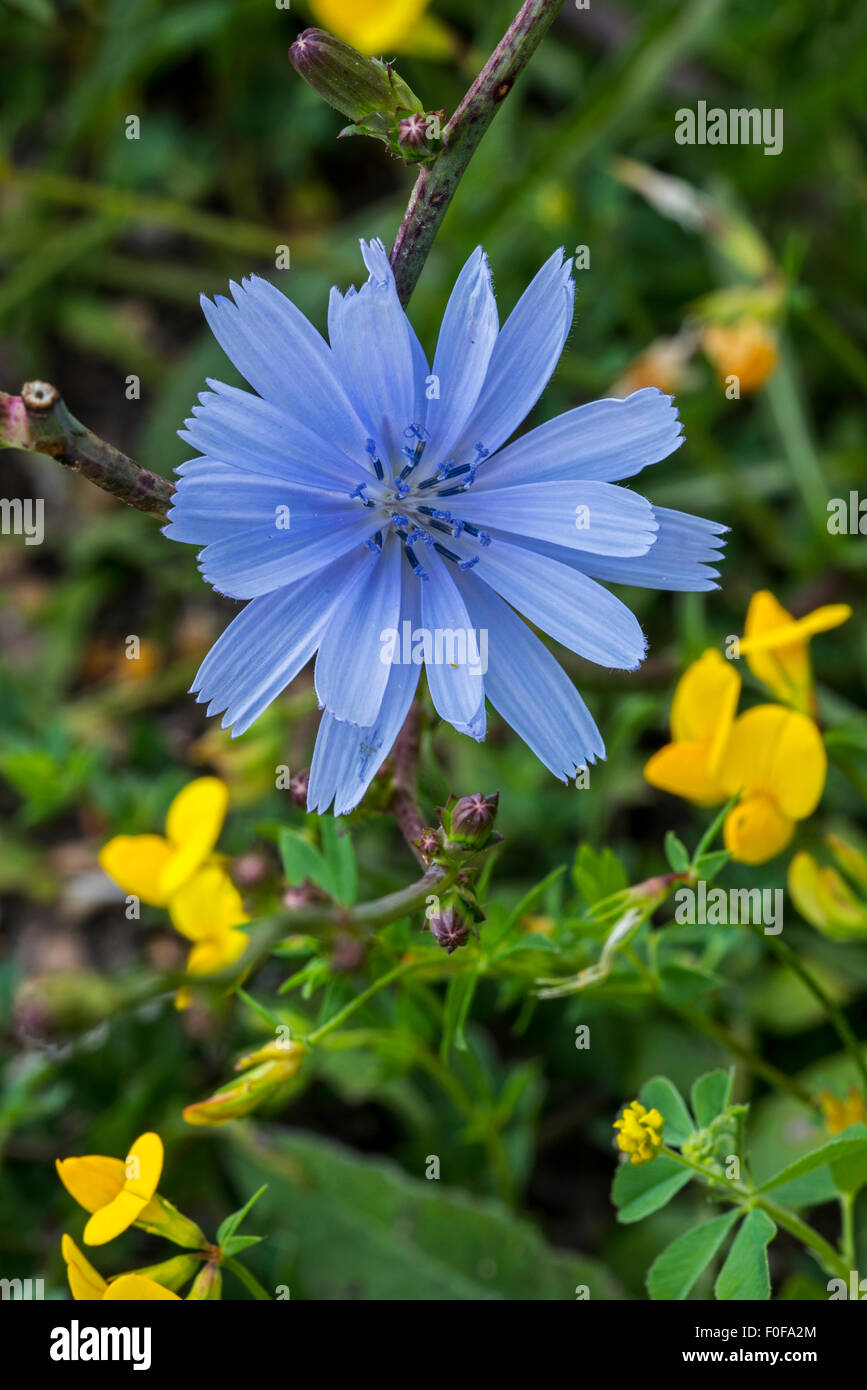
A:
99 777 229 907
56 1132 164 1246
818 1088 867 1137
614 1100 664 1165
702 318 778 393
788 836 867 941
61 1236 182 1301
309 0 453 58
718 704 826 865
738 589 851 713
643 648 741 806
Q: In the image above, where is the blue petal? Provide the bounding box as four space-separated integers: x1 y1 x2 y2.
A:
198 508 382 599
328 238 423 469
448 480 657 556
419 546 487 737
457 570 605 780
164 459 346 545
572 506 727 591
459 533 647 669
308 583 422 815
181 380 373 492
423 247 498 465
315 534 403 726
200 277 368 460
474 388 684 489
447 249 574 465
191 554 366 736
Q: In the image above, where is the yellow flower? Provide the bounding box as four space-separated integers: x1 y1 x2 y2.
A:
702 319 778 393
719 705 826 864
789 837 867 941
61 1236 181 1301
818 1088 867 1136
643 649 741 806
309 0 453 58
56 1132 164 1246
738 590 851 713
614 1101 664 1165
99 778 249 1000
99 777 229 907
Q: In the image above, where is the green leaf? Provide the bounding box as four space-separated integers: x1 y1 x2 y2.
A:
691 1068 735 1128
648 1210 740 1300
665 830 691 874
613 1153 693 1223
440 970 478 1059
220 1234 264 1258
319 817 358 905
658 960 721 1007
227 1130 623 1299
572 845 627 908
693 850 732 882
756 1126 867 1193
714 1209 776 1300
640 1076 695 1146
216 1184 268 1249
278 827 336 898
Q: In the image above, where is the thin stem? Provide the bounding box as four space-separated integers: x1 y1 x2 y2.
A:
305 960 426 1045
391 703 427 864
675 1003 819 1111
222 1255 272 1301
752 925 867 1095
390 0 566 306
840 1191 856 1270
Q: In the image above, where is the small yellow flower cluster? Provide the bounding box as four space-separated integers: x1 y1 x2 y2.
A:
614 1100 664 1165
99 777 249 1007
644 592 850 864
57 1131 208 1300
818 1088 867 1136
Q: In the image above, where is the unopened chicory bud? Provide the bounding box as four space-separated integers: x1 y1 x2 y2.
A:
289 28 422 128
424 904 471 955
440 792 500 850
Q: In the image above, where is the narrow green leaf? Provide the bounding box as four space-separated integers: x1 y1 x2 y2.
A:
691 1068 735 1128
216 1184 268 1249
440 970 478 1060
278 827 336 898
665 830 691 874
756 1126 867 1193
648 1209 740 1299
714 1209 776 1300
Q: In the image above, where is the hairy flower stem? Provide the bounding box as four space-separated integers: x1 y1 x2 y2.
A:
391 704 427 864
390 0 567 306
0 384 174 518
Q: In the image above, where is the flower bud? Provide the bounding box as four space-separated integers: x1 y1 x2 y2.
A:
289 29 422 131
187 1260 222 1300
423 904 471 955
440 792 500 849
289 769 310 808
183 1044 305 1127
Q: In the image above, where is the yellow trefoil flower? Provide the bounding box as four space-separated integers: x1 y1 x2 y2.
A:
738 589 851 714
718 704 826 864
614 1100 664 1165
56 1131 164 1246
818 1088 867 1136
61 1236 180 1301
99 778 250 999
309 0 453 58
643 648 740 806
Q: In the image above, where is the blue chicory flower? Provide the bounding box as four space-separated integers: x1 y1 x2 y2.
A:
166 239 725 814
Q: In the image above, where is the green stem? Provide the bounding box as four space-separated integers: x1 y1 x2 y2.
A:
752 925 867 1095
390 0 566 306
305 960 427 1045
222 1255 272 1301
840 1190 856 1270
675 1003 818 1111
